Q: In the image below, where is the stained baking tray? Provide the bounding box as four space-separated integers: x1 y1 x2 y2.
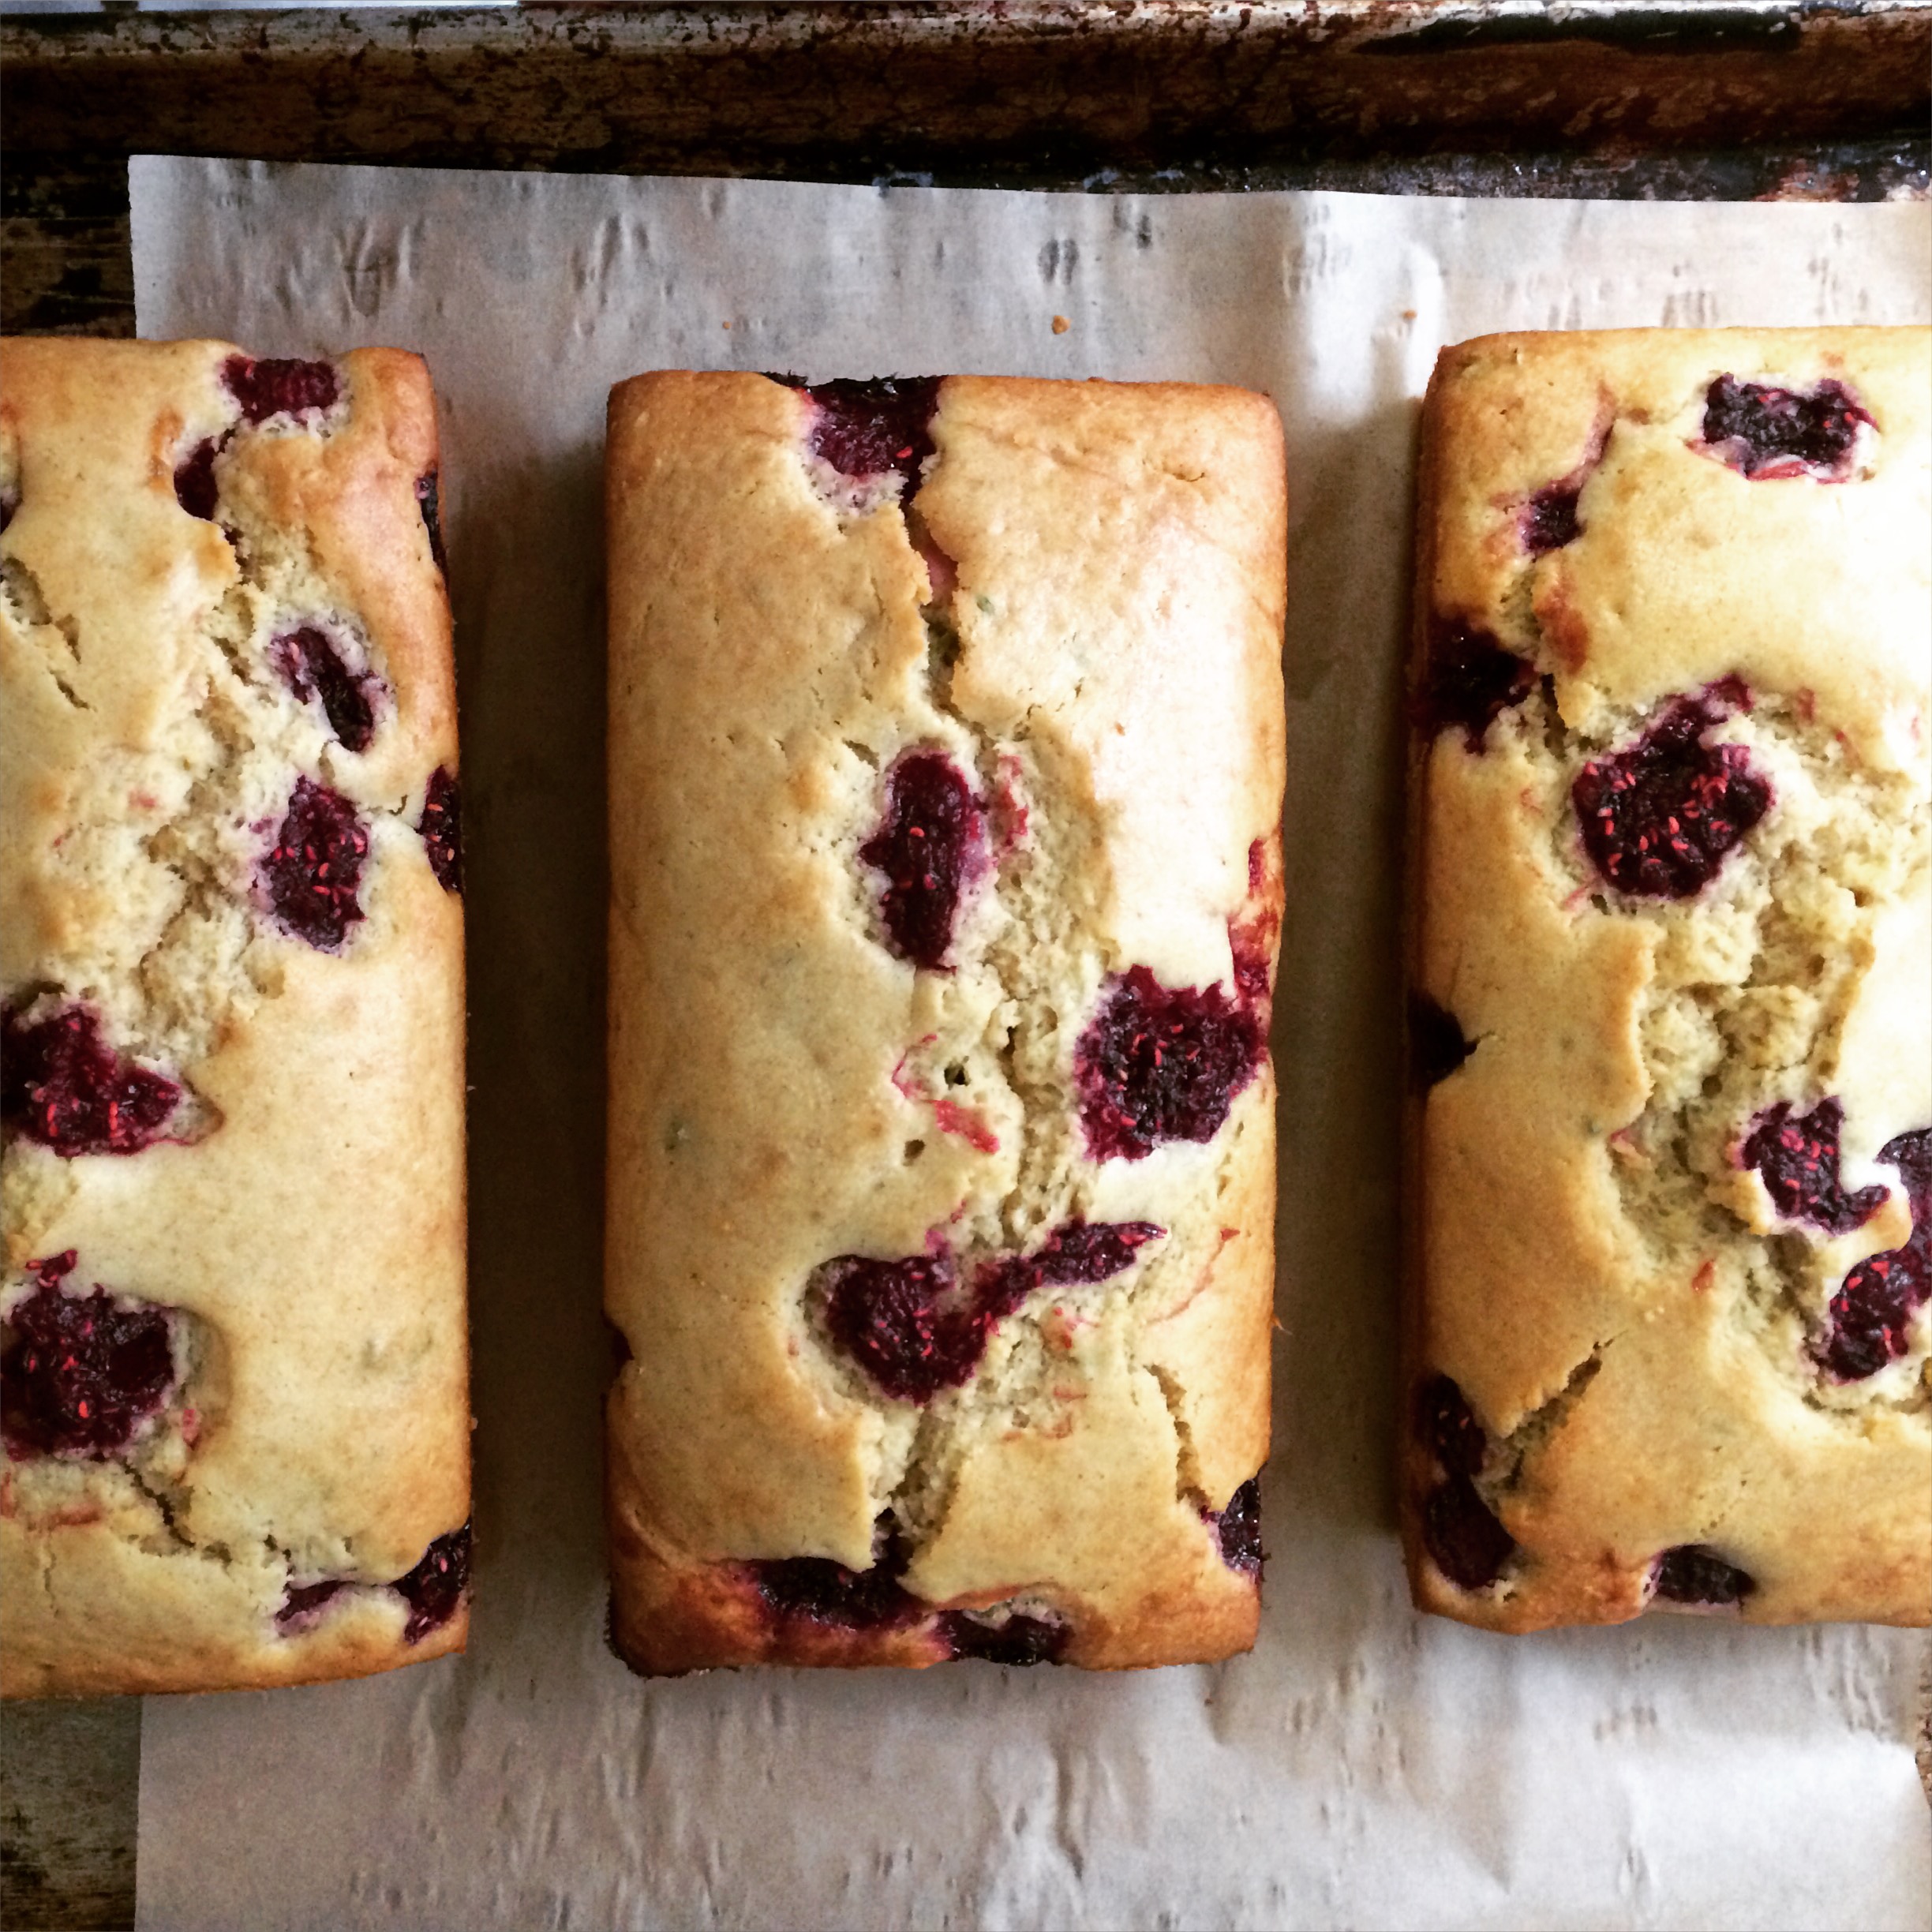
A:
3 0 1930 335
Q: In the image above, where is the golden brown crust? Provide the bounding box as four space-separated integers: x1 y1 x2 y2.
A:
1402 328 1932 1632
1 339 470 1696
605 372 1283 1671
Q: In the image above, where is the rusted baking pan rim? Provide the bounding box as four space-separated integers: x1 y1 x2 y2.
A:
2 2 1928 176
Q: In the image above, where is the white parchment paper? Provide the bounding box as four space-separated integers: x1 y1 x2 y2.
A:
129 159 1932 1931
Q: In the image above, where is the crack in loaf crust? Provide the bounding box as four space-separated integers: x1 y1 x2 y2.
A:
0 339 470 1694
1403 328 1932 1631
605 373 1286 1671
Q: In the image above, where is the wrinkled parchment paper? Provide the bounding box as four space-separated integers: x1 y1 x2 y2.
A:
129 159 1932 1931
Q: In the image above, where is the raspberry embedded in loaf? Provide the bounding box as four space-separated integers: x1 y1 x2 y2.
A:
276 1523 474 1642
418 767 462 894
938 1608 1070 1665
859 749 987 971
817 1221 1164 1404
745 1514 924 1630
1740 1097 1888 1235
1571 680 1772 898
174 440 222 522
2 1003 185 1156
1423 1473 1517 1591
972 1219 1165 1313
1408 993 1476 1091
777 375 941 489
744 1521 1076 1663
271 624 380 754
260 777 370 951
1413 1376 1517 1591
1205 1476 1264 1575
395 1524 473 1641
174 356 345 523
1520 416 1610 554
1417 621 1536 751
276 1578 349 1630
1651 1544 1756 1607
223 355 340 426
1076 966 1264 1163
1698 375 1874 481
1417 1373 1487 1477
1814 1129 1931 1382
1 1254 178 1458
818 1251 972 1404
1522 484 1582 555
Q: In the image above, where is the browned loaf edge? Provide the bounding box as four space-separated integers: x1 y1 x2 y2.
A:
605 372 1287 1672
1402 327 1932 1632
1 339 470 1694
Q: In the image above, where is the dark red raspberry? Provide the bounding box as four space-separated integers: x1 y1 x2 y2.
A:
1416 1375 1488 1478
2 1003 182 1156
1206 1476 1264 1576
1409 994 1476 1091
1700 375 1874 481
418 766 462 894
820 1222 1163 1403
1740 1097 1887 1236
1522 484 1582 553
859 750 986 971
222 354 339 425
2 1256 177 1458
1422 1474 1516 1590
415 471 447 575
395 1524 472 1642
747 1514 923 1630
1076 965 1264 1163
1521 421 1609 554
1814 1128 1931 1382
971 1219 1164 1322
1571 680 1770 898
261 777 369 950
271 626 377 754
275 1523 472 1640
939 1610 1069 1665
1651 1544 1755 1606
773 376 941 488
275 1579 350 1630
1417 622 1536 752
819 1251 978 1403
1415 1376 1512 1586
174 438 223 521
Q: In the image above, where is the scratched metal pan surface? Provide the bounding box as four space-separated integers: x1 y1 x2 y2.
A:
0 1 1927 182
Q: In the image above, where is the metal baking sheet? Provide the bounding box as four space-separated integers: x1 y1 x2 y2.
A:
4 3 1930 174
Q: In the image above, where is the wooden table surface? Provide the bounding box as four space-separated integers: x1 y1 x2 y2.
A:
2 8 1927 1929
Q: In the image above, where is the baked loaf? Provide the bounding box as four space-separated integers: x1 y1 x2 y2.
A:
605 373 1285 1671
1 339 470 1694
1404 328 1931 1630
